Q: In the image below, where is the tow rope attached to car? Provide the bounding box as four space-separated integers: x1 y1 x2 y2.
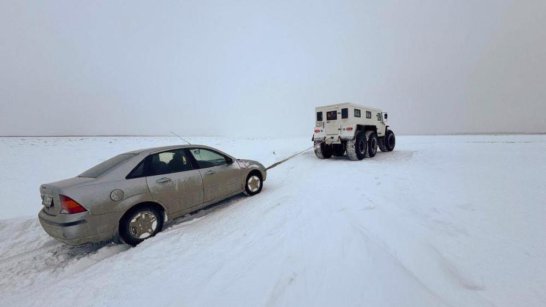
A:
266 146 313 170
169 130 312 171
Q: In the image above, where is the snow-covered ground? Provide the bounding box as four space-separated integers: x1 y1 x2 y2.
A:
0 135 545 307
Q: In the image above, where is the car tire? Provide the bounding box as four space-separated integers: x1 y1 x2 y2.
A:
346 132 367 161
120 205 164 247
314 141 333 159
244 171 263 196
365 131 378 158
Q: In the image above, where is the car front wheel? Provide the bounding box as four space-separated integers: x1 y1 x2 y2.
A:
244 172 263 196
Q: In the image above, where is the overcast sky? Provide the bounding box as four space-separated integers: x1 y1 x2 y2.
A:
1 0 545 137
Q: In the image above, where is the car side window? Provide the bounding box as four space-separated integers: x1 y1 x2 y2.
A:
126 149 193 179
151 150 193 175
189 148 228 169
127 160 146 179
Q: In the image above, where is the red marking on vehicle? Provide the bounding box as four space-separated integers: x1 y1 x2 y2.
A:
60 195 87 214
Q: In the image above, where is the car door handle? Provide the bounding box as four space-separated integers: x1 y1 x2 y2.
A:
156 177 172 184
205 170 215 176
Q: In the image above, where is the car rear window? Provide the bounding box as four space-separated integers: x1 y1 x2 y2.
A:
316 112 323 121
79 153 137 178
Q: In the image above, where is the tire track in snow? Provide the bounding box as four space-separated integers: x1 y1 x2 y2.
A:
0 234 125 292
0 218 130 294
427 245 486 291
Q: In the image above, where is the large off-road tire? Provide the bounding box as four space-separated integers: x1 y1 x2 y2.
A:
379 129 396 152
314 141 333 159
120 205 164 247
378 137 388 152
385 129 396 151
346 132 367 161
244 171 263 196
332 144 345 157
365 131 378 158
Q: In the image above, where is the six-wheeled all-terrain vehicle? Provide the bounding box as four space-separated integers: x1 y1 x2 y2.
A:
312 103 395 160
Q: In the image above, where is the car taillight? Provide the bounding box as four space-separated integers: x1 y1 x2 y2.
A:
345 127 353 131
60 195 87 214
314 128 322 133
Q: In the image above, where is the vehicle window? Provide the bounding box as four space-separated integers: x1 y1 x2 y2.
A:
376 113 382 121
366 111 372 119
190 148 228 168
126 149 194 178
341 108 348 119
354 109 361 117
316 112 323 121
127 160 145 179
327 111 337 120
151 150 193 175
80 153 137 178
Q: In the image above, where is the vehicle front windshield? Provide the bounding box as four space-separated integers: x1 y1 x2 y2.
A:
79 153 137 178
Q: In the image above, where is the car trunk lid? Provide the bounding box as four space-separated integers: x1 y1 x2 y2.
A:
40 177 94 216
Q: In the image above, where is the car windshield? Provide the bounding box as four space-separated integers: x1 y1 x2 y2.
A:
79 153 137 178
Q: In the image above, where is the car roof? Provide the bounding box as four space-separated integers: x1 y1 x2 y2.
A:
125 144 224 156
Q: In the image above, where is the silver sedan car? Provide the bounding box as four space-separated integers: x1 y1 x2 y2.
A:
38 145 267 246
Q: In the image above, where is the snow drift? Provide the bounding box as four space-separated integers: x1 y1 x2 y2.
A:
0 135 545 307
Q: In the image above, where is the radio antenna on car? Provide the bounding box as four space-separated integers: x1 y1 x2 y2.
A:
169 131 191 145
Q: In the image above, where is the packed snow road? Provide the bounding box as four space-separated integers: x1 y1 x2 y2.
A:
0 136 545 307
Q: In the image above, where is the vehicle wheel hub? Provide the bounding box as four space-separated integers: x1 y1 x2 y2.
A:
129 211 158 239
247 175 261 193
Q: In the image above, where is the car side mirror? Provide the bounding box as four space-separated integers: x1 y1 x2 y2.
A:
225 157 234 165
384 113 388 119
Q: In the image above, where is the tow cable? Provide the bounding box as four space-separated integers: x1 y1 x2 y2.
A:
266 146 314 170
169 131 313 171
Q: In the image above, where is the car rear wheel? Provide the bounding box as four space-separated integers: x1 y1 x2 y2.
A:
120 205 163 246
244 172 263 196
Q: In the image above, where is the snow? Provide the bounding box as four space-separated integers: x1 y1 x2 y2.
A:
1 135 545 306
